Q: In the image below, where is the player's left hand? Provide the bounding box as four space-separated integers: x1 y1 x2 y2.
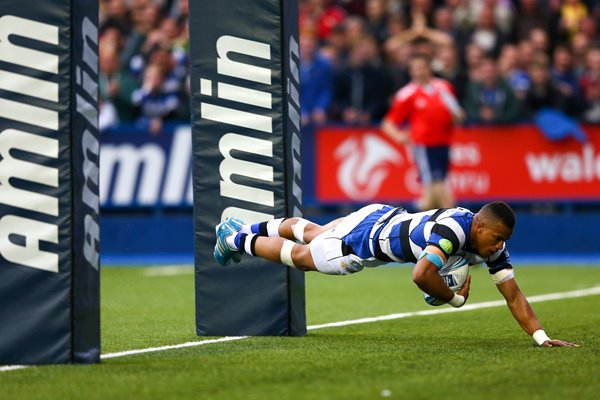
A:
541 339 579 347
457 275 471 302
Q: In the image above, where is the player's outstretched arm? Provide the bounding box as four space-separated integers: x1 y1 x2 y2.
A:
496 277 578 347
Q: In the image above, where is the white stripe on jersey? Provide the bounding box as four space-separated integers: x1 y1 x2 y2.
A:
423 220 435 241
395 82 418 101
408 216 424 259
377 212 413 262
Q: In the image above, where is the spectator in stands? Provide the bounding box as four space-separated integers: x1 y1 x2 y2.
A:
387 9 453 50
97 0 600 132
330 35 392 124
384 40 412 91
406 0 435 26
523 54 572 116
432 44 469 103
551 45 583 114
100 0 131 35
131 63 180 135
464 3 509 58
381 53 464 210
588 1 600 33
455 0 514 35
582 77 600 122
511 0 554 43
442 0 472 33
559 0 588 42
578 16 598 44
120 0 162 68
99 41 138 126
432 5 463 44
130 15 174 77
364 0 390 45
464 42 486 81
340 0 366 16
344 15 369 45
498 44 530 100
385 11 409 39
319 23 349 68
168 0 189 25
571 32 591 77
300 0 347 42
529 27 551 56
517 39 539 75
143 44 185 95
384 9 453 85
580 45 600 122
464 56 521 123
300 32 333 126
99 24 127 62
580 45 600 93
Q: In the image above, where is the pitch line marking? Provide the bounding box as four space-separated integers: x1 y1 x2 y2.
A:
2 285 599 372
0 365 28 372
306 285 600 330
101 336 247 359
143 266 194 277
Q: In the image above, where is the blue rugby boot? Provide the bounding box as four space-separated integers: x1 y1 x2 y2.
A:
224 218 245 263
214 220 237 266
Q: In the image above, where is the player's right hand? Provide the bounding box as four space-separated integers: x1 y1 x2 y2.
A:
542 339 579 347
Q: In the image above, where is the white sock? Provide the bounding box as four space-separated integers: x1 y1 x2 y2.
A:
225 234 237 250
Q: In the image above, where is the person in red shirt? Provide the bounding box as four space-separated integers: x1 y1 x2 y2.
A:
382 53 464 211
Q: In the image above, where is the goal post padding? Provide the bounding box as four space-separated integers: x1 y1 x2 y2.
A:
0 0 100 364
189 0 305 336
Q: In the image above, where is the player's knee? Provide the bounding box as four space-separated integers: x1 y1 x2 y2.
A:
291 244 316 271
301 222 320 243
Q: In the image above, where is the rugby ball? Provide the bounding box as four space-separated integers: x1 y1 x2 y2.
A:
422 262 469 306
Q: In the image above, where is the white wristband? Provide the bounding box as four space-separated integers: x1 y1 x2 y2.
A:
448 293 465 308
532 329 551 346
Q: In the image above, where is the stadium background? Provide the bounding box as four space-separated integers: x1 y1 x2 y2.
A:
99 0 600 264
2 1 600 397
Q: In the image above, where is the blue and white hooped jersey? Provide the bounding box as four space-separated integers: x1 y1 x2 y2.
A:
341 205 512 274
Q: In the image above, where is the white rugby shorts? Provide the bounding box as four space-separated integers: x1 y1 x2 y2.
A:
309 204 386 275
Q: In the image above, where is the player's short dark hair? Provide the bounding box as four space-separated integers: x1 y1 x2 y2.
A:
481 201 516 230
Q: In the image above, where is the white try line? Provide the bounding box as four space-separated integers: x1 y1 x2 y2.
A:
143 266 194 277
2 285 600 373
307 285 600 330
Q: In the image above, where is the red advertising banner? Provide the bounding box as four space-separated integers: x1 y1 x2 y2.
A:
316 125 600 203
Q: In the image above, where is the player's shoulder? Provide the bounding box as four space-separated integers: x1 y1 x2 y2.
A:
437 207 474 222
433 207 473 235
394 82 419 102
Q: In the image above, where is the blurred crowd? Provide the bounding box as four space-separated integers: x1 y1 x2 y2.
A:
98 0 600 133
99 0 190 133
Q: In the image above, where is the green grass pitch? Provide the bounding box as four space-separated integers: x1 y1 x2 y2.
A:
2 265 600 400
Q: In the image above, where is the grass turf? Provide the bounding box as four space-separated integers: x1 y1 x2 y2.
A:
1 265 599 400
